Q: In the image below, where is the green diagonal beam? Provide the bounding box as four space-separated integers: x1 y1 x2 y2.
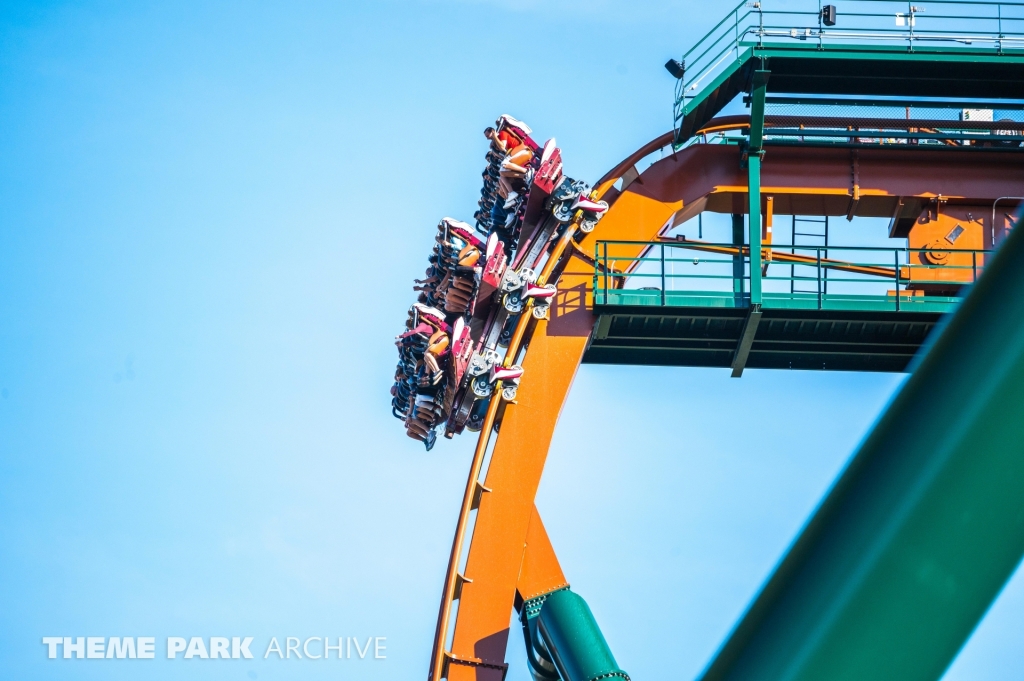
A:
698 218 1024 681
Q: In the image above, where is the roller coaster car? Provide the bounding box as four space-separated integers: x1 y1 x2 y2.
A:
513 140 564 264
430 219 484 316
463 396 491 432
501 145 535 180
441 217 484 251
548 177 608 231
412 303 450 333
495 114 539 151
533 139 563 195
478 233 508 297
499 272 556 319
449 317 474 389
479 116 545 248
572 193 610 233
525 283 557 319
391 304 460 450
470 364 525 402
477 119 523 233
395 114 561 447
444 389 476 437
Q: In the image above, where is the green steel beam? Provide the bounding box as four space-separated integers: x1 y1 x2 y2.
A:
520 592 561 681
697 222 1024 681
747 69 768 307
729 307 762 378
537 590 628 681
749 45 1024 99
751 42 1024 62
680 46 755 119
675 42 1024 145
762 95 1024 110
731 214 745 302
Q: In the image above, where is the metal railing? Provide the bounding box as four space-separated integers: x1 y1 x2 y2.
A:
688 114 1024 148
594 240 992 311
673 0 1024 130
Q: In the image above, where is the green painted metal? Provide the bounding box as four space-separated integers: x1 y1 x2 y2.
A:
677 41 1024 144
695 216 1024 681
671 0 1024 145
592 241 984 316
584 305 943 373
764 95 1024 110
599 290 960 314
537 590 628 681
751 43 1024 61
521 592 564 681
677 54 754 143
731 214 745 300
747 70 768 306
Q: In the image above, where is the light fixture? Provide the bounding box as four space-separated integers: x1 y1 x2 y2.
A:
664 59 685 80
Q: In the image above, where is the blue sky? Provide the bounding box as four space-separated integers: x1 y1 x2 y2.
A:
1 2 1022 680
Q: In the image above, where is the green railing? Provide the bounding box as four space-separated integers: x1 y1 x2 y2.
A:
690 114 1024 148
673 0 1024 133
594 240 992 313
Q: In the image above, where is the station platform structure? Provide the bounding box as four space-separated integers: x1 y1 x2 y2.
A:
581 0 1024 376
585 239 976 372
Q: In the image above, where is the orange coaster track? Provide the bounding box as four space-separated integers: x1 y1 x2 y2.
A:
428 120 1024 681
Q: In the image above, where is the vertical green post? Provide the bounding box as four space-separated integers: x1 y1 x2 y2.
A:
747 156 762 305
747 69 769 307
732 214 745 304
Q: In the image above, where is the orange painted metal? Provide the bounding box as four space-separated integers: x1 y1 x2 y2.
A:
437 190 679 681
517 505 569 603
657 143 1024 227
430 391 504 681
906 204 991 288
428 129 1024 681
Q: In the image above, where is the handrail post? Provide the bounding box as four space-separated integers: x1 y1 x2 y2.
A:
817 248 822 309
758 2 764 46
734 8 739 52
908 1 915 52
603 241 609 305
973 250 978 283
817 0 823 49
895 249 901 312
660 243 666 306
999 4 1004 53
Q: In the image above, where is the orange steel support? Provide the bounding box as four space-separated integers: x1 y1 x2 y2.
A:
517 506 568 602
436 190 678 681
429 128 1024 680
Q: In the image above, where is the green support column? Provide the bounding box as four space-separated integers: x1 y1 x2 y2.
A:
747 157 762 305
747 69 769 307
699 214 1024 681
537 590 628 681
731 214 745 303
